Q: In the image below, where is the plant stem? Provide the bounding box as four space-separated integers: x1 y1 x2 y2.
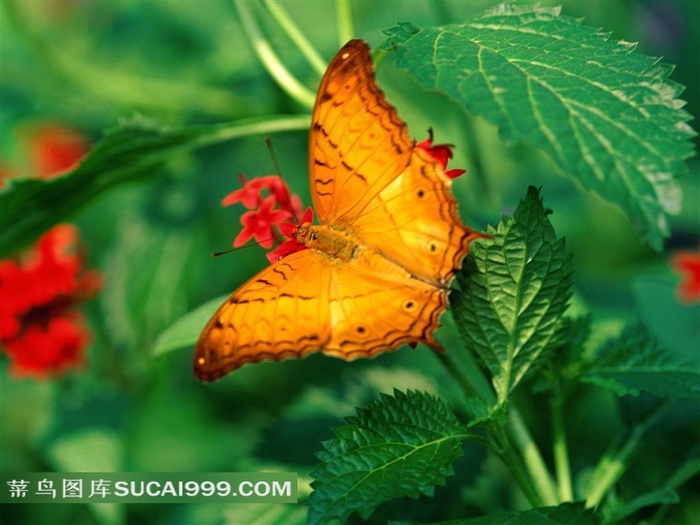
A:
336 0 354 44
496 429 545 507
509 408 559 505
188 115 311 148
234 0 316 109
551 382 573 501
432 345 558 506
263 0 327 76
585 398 676 509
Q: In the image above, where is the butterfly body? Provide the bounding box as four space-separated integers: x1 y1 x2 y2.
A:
293 223 359 261
194 40 482 382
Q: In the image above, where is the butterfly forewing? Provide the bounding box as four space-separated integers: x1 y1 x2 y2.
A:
310 39 477 286
309 39 413 224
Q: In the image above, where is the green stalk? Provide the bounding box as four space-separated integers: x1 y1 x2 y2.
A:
460 116 494 208
336 0 354 44
551 382 573 501
433 350 546 506
234 0 316 109
433 344 560 507
509 408 559 505
187 115 311 148
263 0 327 76
496 428 545 507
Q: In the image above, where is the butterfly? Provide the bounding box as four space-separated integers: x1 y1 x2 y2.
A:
194 39 482 381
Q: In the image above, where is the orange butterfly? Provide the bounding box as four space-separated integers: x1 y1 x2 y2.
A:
194 40 482 381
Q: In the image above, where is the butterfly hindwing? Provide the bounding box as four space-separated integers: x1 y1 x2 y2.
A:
194 250 332 381
323 252 447 359
352 146 479 286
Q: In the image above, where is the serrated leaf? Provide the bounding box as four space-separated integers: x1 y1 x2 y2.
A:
582 323 700 399
389 502 597 525
452 187 572 402
462 396 507 428
383 3 696 250
533 315 593 393
0 114 308 258
307 390 467 525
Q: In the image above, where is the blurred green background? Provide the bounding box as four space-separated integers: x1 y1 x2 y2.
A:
1 0 698 524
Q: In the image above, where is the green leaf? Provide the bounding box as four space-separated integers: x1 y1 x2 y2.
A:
607 487 679 523
0 114 308 258
451 186 572 401
388 502 597 524
153 294 227 356
307 390 467 525
46 429 124 525
383 4 696 250
462 396 507 428
99 213 212 355
582 323 700 399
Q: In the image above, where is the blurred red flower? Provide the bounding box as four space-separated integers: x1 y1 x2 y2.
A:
1 123 99 378
0 225 101 377
24 123 89 179
672 244 700 303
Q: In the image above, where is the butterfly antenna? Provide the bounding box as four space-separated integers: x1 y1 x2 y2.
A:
211 247 237 257
212 238 277 257
265 136 301 225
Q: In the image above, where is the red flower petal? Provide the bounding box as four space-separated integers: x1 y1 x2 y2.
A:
267 239 307 263
417 132 465 179
25 124 89 179
4 313 88 378
672 244 700 303
233 195 291 249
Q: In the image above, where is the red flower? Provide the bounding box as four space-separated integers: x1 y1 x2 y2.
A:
416 130 466 179
672 244 700 303
223 175 302 218
24 124 89 179
267 208 314 263
3 314 89 377
224 174 304 253
0 224 101 378
234 195 292 249
0 163 14 188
